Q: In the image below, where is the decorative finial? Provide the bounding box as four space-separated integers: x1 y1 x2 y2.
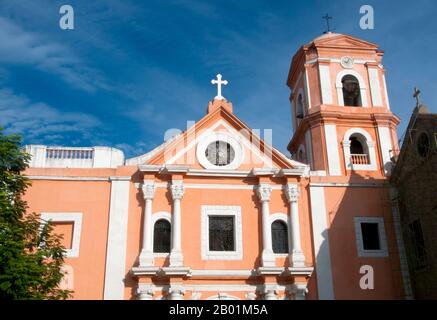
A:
211 74 228 100
413 87 421 107
322 14 334 33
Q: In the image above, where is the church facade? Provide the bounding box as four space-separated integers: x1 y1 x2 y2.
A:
23 33 412 300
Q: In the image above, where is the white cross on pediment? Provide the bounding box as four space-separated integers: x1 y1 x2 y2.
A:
211 74 228 100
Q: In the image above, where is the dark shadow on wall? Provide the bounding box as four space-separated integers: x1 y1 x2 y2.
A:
310 170 406 300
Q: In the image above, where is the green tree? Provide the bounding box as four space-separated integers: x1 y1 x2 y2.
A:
0 128 72 299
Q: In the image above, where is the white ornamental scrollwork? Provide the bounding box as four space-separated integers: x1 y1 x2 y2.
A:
142 181 156 200
256 184 272 202
284 183 300 203
170 183 185 200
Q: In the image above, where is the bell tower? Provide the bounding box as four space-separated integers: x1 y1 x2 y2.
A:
287 32 400 177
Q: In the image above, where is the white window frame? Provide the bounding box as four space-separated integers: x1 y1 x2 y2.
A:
196 132 244 170
40 212 83 258
152 211 171 257
342 128 377 171
354 217 388 257
201 205 243 260
269 213 290 257
335 69 368 107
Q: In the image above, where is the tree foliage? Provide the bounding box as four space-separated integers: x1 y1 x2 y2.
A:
0 128 72 299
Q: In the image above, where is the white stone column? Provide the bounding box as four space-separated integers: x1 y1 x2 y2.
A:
263 284 278 300
245 292 257 300
256 183 275 267
290 283 308 300
168 285 185 300
137 285 154 300
170 181 184 267
139 180 156 267
284 183 306 267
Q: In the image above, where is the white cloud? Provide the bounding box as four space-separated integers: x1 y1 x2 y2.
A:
0 88 102 144
0 17 111 92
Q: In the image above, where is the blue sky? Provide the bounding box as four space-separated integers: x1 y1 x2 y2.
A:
0 0 436 158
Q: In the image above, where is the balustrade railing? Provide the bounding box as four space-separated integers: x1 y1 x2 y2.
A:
350 153 369 165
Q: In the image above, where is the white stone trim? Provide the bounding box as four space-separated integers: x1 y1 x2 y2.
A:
190 269 255 277
188 169 253 177
135 283 310 300
305 130 314 169
307 57 377 65
103 180 130 300
309 186 334 299
201 205 243 260
368 68 383 106
318 64 333 104
206 293 241 300
269 213 290 257
304 69 312 109
152 211 171 257
40 212 83 258
196 132 244 170
324 124 342 176
354 217 388 258
377 126 393 176
150 183 285 190
335 69 368 107
342 128 377 171
145 283 293 292
382 74 391 110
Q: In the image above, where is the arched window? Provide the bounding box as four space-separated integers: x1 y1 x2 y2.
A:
271 220 289 254
153 219 171 253
349 134 369 165
342 75 362 107
296 144 307 164
296 94 304 119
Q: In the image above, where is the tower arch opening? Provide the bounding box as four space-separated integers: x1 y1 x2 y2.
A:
342 75 362 107
349 133 369 165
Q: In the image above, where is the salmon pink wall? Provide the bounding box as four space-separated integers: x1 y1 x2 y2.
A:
324 186 404 299
23 179 112 300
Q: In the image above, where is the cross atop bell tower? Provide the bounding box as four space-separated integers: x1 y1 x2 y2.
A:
322 14 334 33
286 33 400 177
413 87 421 107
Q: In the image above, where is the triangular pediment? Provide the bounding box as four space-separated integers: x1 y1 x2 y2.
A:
127 105 298 171
310 33 379 50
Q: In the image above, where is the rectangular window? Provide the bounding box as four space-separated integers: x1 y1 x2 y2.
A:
209 216 235 251
40 212 83 258
354 217 388 257
409 219 428 270
201 205 242 260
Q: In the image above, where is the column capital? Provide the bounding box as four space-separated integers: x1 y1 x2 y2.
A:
257 183 272 202
284 183 300 203
142 180 156 200
171 182 184 200
263 284 278 300
137 285 154 300
245 292 257 300
289 283 308 300
167 284 185 300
